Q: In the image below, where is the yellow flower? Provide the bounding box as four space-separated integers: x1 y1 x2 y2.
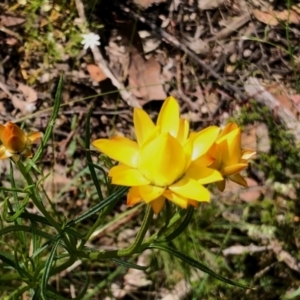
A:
92 97 223 214
209 122 256 191
0 122 43 162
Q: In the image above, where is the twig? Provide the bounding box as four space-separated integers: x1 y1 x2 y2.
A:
119 3 246 101
74 0 141 108
206 13 251 42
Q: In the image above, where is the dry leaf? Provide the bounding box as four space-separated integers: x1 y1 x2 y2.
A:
253 7 300 26
0 15 25 27
264 83 300 119
86 64 107 82
198 0 224 10
128 51 167 104
17 83 38 103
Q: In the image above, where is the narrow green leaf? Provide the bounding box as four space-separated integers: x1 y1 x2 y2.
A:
44 288 70 300
3 195 30 222
17 212 83 238
0 252 17 269
14 247 33 280
85 105 103 201
5 284 29 300
27 75 63 171
74 277 90 300
111 258 149 270
0 225 56 241
149 243 249 289
40 238 60 300
67 186 127 226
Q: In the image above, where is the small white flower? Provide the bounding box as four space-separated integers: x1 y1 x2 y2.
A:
81 32 101 50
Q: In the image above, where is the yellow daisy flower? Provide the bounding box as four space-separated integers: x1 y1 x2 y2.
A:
92 97 223 214
0 122 43 162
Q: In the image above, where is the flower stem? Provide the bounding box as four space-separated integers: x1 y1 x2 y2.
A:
86 204 153 259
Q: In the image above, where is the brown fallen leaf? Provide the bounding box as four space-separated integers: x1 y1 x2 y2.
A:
0 15 25 27
198 0 224 10
86 64 107 82
17 82 38 103
253 7 300 26
128 51 166 104
264 82 300 119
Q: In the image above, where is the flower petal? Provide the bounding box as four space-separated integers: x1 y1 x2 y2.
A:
191 126 220 160
217 128 241 164
169 177 210 202
2 122 27 152
138 133 186 186
241 150 256 161
228 173 247 187
163 190 189 208
127 187 143 206
156 96 179 137
6 136 26 153
186 163 223 184
92 137 139 168
139 185 165 202
134 108 155 146
109 165 150 186
222 163 248 176
0 146 11 160
177 119 189 145
27 132 43 144
218 122 238 139
150 196 166 214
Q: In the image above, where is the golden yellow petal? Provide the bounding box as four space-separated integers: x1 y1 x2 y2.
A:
217 128 241 164
228 173 248 187
108 165 150 186
127 187 143 206
138 133 186 186
241 150 256 161
2 122 26 151
150 196 166 214
139 185 165 202
92 137 139 168
222 163 248 176
218 122 238 139
186 166 223 185
0 146 11 160
27 132 43 144
191 126 220 160
133 108 155 146
163 190 189 209
177 119 189 145
6 136 26 153
169 177 210 202
156 96 179 137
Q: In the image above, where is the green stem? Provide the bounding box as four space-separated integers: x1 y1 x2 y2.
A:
82 204 153 259
16 161 73 251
